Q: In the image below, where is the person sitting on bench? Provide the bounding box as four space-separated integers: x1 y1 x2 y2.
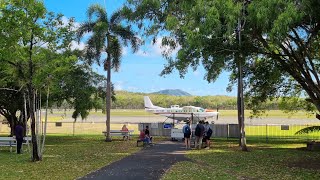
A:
121 124 129 141
144 126 152 143
139 130 150 144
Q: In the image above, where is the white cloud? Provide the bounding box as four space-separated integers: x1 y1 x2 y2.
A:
61 16 69 26
122 47 128 56
61 16 92 41
70 41 85 50
61 16 80 31
193 70 201 77
136 49 152 57
127 86 139 91
134 37 180 58
114 81 124 91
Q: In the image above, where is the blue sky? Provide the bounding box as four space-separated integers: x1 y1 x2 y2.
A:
44 0 236 96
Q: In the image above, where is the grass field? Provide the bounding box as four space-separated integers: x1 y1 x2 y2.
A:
245 124 320 140
0 123 140 136
0 135 141 180
162 138 320 180
1 136 319 180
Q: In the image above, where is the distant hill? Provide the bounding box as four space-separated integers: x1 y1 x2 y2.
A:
152 89 192 96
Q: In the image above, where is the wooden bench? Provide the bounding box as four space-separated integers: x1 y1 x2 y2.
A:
307 141 320 151
102 130 134 140
136 139 145 147
137 137 153 147
0 137 31 152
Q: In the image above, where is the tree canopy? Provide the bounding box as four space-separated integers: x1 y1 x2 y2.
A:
122 0 320 118
0 0 107 161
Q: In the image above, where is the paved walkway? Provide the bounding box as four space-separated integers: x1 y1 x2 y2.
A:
80 141 189 180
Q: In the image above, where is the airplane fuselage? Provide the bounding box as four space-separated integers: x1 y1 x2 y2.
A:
144 100 218 121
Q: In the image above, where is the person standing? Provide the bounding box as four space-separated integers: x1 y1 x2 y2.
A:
194 121 205 149
15 121 24 154
204 121 213 149
182 121 191 149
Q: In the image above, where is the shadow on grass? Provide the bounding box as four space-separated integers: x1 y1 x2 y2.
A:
288 157 320 170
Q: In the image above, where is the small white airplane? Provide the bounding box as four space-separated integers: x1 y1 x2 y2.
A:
144 96 219 121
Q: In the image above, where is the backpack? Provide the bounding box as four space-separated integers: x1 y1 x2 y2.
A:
195 125 201 136
184 125 191 134
207 128 213 137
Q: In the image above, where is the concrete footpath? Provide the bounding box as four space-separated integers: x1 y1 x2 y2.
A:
79 141 189 180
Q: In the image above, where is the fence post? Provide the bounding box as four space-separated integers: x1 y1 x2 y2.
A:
266 124 268 143
73 121 75 136
227 123 229 140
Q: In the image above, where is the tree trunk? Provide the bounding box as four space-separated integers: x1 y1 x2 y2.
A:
28 87 41 161
237 16 248 151
41 85 49 154
9 115 17 136
27 31 41 161
105 54 112 142
237 56 248 151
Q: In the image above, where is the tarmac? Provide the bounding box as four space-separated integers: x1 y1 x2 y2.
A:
63 115 320 125
79 141 189 180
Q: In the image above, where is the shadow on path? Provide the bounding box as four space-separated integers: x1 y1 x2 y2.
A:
79 141 189 180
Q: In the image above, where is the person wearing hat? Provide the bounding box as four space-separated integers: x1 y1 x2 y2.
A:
182 121 191 149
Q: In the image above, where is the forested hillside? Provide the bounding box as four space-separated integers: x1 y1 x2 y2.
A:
153 89 192 96
111 91 279 110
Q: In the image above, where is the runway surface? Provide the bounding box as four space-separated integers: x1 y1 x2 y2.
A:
62 115 320 125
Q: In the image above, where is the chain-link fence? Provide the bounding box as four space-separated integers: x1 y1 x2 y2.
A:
1 121 319 142
245 124 320 142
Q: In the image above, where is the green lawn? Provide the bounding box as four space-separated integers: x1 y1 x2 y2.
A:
0 135 141 180
246 125 320 140
162 138 320 180
1 135 320 179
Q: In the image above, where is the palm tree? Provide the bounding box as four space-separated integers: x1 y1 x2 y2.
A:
77 4 139 141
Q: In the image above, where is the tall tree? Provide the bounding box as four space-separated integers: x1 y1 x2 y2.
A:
122 0 320 150
1 0 76 161
77 4 139 141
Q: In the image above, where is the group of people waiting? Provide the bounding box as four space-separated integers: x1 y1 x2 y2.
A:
139 126 152 145
183 120 213 150
121 124 152 144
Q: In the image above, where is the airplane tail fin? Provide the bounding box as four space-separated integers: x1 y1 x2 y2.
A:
144 96 155 108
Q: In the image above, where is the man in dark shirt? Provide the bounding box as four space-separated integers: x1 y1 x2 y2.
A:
194 121 205 149
14 122 24 154
144 126 150 136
